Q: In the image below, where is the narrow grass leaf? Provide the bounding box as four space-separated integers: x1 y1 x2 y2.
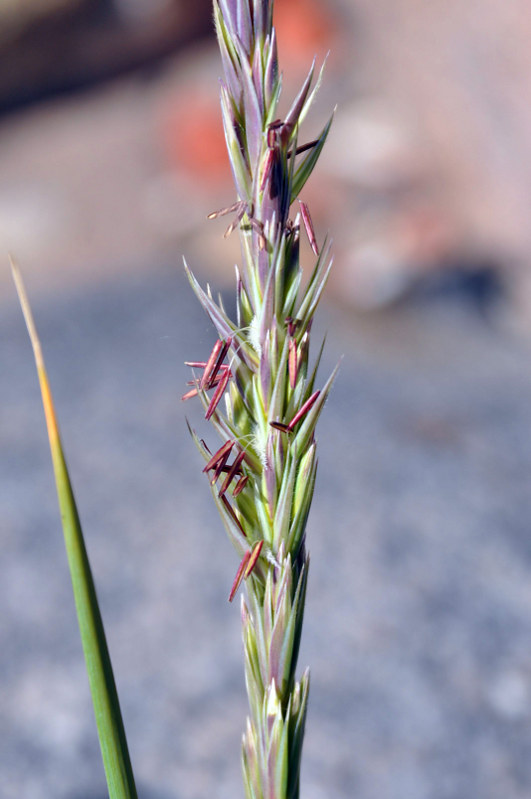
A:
11 260 138 799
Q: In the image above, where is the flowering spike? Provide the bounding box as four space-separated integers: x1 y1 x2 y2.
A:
186 2 336 796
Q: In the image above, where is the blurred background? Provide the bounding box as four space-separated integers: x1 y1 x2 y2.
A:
3 1 531 798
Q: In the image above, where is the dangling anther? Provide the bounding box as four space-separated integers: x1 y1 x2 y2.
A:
249 217 266 250
207 200 249 238
184 360 211 368
218 449 246 497
205 367 231 420
288 338 298 390
221 494 247 537
260 147 276 192
207 200 245 220
201 337 232 389
299 200 319 256
232 474 249 497
202 439 233 473
260 121 285 193
211 455 231 485
286 138 319 159
243 540 264 579
224 204 248 238
181 383 200 401
181 368 229 401
200 339 223 389
228 539 267 602
203 440 234 486
287 390 320 432
269 421 291 433
228 550 251 602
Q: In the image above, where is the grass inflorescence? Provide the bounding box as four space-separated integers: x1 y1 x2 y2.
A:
183 2 336 797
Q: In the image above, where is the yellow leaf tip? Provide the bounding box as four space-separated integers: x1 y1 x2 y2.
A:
10 257 43 367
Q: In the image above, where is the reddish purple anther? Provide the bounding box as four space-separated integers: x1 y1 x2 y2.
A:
232 474 249 497
221 494 246 537
299 200 319 256
288 338 298 389
228 550 251 602
269 421 291 433
287 390 320 431
205 367 231 420
219 450 246 497
201 338 232 389
203 439 234 473
243 539 264 579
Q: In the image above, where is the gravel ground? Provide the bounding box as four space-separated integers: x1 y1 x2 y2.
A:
2 261 531 799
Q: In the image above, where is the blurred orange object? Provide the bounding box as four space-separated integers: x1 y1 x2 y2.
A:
163 89 230 188
274 0 339 71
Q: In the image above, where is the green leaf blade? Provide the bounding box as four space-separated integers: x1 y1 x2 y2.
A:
11 260 138 799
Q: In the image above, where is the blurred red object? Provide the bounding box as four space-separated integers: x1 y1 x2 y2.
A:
274 0 339 71
163 89 229 188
